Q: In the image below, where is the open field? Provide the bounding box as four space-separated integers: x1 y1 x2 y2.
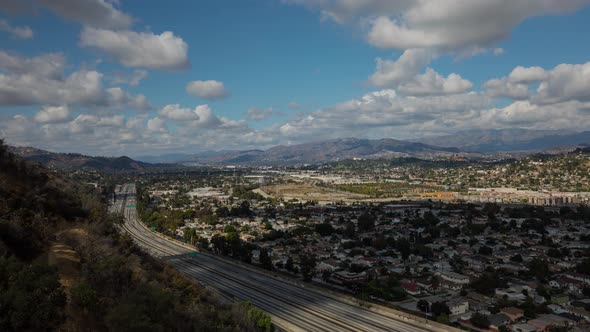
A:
260 183 369 204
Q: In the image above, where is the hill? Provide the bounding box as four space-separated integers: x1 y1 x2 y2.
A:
0 140 270 332
181 137 465 165
412 129 590 153
9 146 173 171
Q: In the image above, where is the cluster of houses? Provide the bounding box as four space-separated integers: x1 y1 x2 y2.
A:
143 178 590 332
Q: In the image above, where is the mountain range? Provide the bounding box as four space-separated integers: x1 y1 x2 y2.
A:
412 129 590 153
178 138 464 165
9 146 171 172
9 129 590 168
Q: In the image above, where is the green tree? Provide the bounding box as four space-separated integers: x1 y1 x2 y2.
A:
357 212 375 232
0 257 66 332
259 248 273 270
299 252 317 282
470 313 490 329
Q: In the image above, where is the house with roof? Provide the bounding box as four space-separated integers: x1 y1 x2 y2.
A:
501 307 524 321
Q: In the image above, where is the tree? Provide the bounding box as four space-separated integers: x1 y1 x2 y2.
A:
436 314 449 324
259 248 273 270
357 212 375 232
315 223 334 236
470 272 506 296
528 258 550 281
395 238 412 261
430 275 440 294
184 227 198 245
285 256 294 272
299 252 317 282
344 222 356 238
417 299 430 313
0 258 67 331
478 246 493 255
431 302 450 317
211 234 227 255
226 232 242 257
576 258 590 275
470 313 490 329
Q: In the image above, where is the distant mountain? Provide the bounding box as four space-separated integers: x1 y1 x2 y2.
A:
136 150 239 163
9 146 172 171
180 138 464 165
412 129 590 153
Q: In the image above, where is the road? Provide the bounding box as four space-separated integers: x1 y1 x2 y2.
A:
115 183 455 332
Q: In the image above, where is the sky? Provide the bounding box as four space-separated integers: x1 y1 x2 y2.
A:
1 0 590 157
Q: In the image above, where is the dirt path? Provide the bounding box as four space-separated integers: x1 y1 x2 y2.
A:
47 228 88 332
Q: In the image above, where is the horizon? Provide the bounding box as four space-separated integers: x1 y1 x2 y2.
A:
1 1 590 156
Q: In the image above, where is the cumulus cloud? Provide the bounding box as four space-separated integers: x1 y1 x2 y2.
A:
534 62 590 104
369 49 435 87
289 0 590 52
157 104 237 129
37 0 133 29
247 107 274 121
0 19 33 39
484 78 531 100
0 51 150 110
106 87 151 111
508 66 547 83
0 67 104 106
110 69 148 86
34 105 71 123
185 80 228 100
276 89 492 140
80 27 189 70
0 51 65 79
368 50 471 96
288 102 302 110
147 117 168 133
397 68 472 96
485 62 590 104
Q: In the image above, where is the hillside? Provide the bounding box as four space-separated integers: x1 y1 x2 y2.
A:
0 140 271 332
9 146 173 171
413 129 590 153
181 137 465 165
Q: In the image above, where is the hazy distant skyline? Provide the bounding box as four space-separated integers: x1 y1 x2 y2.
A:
1 0 590 156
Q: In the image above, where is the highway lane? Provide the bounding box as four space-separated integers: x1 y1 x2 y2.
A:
116 184 452 332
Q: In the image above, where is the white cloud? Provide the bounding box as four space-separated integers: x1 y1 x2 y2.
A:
0 51 64 79
276 89 492 140
0 19 33 39
158 104 200 121
0 67 104 106
484 78 531 100
80 27 190 70
534 62 590 104
37 0 133 29
111 69 148 86
247 107 274 121
186 80 228 100
147 117 168 133
369 49 435 87
34 105 71 123
508 66 547 83
288 102 302 110
106 87 151 111
485 62 590 104
397 68 472 96
0 51 150 110
289 0 590 52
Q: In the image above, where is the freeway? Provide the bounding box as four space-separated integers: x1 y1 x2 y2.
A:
116 183 455 332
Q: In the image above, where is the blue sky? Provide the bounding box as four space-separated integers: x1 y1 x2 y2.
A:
1 0 590 157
